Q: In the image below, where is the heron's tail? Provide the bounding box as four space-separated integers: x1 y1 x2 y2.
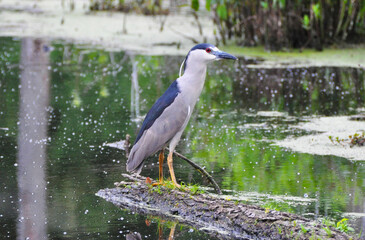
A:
126 144 145 174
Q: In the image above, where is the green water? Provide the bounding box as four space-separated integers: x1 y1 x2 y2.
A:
0 37 364 239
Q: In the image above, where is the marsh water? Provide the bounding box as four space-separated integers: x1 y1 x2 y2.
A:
0 37 364 239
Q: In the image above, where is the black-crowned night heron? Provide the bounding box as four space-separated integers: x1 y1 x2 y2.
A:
126 43 237 187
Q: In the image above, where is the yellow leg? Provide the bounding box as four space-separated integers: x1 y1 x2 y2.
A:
167 152 181 188
158 224 163 240
152 150 164 186
168 222 177 240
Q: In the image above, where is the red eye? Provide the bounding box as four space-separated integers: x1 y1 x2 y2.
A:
205 48 212 53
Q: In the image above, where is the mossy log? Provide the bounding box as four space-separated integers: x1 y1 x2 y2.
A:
96 174 352 240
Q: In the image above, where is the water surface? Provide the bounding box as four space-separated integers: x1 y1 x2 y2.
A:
0 37 364 239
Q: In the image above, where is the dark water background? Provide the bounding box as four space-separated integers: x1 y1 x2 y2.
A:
0 37 364 239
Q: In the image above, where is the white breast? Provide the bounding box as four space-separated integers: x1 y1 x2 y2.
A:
176 65 207 109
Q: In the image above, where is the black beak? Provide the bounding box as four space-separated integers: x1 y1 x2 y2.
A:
214 51 238 60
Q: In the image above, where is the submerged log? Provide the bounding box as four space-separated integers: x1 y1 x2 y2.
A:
96 174 352 240
349 114 365 121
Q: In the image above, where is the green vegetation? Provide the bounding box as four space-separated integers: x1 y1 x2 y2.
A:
349 132 365 147
300 224 309 234
149 184 164 195
147 180 206 195
89 0 169 15
329 132 365 147
336 218 354 233
89 0 365 51
321 217 355 235
187 183 206 195
200 0 365 50
263 201 294 214
322 218 335 227
277 225 282 234
323 227 332 238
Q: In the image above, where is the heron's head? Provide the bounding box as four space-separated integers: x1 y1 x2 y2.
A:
180 43 237 76
188 43 237 62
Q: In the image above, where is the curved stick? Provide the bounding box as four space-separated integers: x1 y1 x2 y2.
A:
167 148 222 195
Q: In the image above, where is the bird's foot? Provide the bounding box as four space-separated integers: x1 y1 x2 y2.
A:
145 177 164 186
152 181 164 186
172 180 181 188
145 176 165 186
151 180 181 189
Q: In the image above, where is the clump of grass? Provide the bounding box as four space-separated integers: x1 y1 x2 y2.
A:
348 132 365 147
323 227 332 238
328 131 365 147
336 218 354 233
321 217 354 235
328 135 345 146
277 226 282 234
163 180 176 191
148 180 205 195
300 224 309 234
188 184 205 195
148 184 163 195
293 220 297 227
322 217 335 227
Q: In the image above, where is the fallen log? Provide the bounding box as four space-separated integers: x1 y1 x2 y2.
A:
96 174 353 240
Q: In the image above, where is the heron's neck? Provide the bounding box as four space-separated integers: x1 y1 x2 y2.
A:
177 63 208 106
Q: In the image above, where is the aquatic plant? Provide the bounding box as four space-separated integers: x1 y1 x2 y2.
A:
329 132 365 147
349 132 365 147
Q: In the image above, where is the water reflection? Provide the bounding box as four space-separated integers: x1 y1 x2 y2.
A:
231 66 365 115
143 219 177 240
17 38 50 240
126 232 142 240
130 53 141 120
362 202 365 239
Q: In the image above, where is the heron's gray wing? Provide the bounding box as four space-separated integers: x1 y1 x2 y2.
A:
126 95 189 174
134 81 180 144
